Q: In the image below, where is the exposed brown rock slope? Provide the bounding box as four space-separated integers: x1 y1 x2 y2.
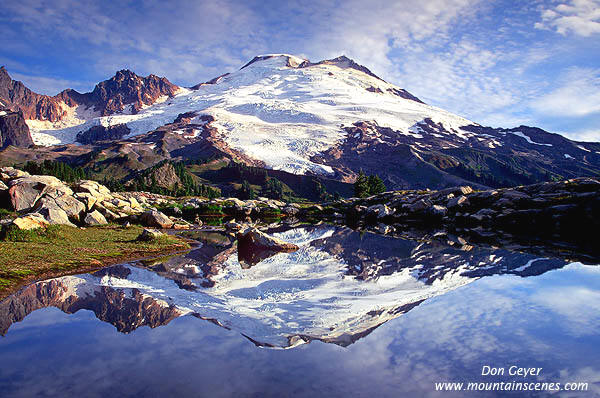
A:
0 66 179 121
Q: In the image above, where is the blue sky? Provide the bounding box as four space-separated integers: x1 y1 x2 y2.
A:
1 0 599 141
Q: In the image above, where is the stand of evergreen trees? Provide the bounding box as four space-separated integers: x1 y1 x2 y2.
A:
354 171 386 198
262 177 285 200
238 180 256 200
21 160 89 183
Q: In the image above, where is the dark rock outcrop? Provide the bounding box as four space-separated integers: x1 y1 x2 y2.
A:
311 120 600 190
75 124 130 144
0 109 33 148
140 162 182 190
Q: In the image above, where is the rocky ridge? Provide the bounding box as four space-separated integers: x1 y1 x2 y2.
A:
1 165 598 261
0 66 179 122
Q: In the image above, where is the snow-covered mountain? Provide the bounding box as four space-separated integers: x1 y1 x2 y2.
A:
19 55 470 174
2 54 600 189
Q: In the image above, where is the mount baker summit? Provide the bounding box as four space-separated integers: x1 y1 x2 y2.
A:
1 54 599 190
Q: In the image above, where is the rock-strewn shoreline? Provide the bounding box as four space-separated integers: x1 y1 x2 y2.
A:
1 165 598 259
304 178 599 260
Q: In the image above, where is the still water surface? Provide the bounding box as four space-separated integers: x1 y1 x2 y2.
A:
0 225 599 397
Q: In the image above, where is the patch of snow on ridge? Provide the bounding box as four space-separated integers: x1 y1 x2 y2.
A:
26 54 475 175
509 131 553 146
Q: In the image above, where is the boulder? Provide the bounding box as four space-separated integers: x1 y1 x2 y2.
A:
0 180 7 192
74 192 97 211
112 198 131 209
137 228 164 242
72 180 111 199
172 223 191 230
84 210 108 226
95 204 119 221
237 228 299 252
431 205 448 216
225 220 243 231
367 204 394 218
0 167 30 182
140 210 174 229
375 223 393 234
37 205 76 227
408 199 431 213
128 197 142 210
237 228 299 266
37 190 85 220
7 175 64 211
10 213 49 230
458 186 473 195
447 195 469 208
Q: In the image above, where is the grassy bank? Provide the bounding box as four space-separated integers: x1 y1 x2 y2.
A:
0 224 191 300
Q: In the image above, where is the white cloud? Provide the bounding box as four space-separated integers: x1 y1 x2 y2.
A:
531 67 600 117
535 0 600 36
557 129 600 142
297 0 482 79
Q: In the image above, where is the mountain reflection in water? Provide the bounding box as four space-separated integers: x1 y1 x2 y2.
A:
0 225 571 348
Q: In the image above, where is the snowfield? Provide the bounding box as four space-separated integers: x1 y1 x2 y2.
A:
26 54 475 175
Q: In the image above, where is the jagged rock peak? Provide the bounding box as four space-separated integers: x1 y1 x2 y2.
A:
0 66 67 122
89 69 179 115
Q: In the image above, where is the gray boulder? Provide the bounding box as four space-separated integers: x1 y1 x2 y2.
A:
36 190 85 220
408 199 431 212
140 210 174 229
84 210 108 226
447 195 469 208
137 228 164 242
367 204 394 218
37 205 76 227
